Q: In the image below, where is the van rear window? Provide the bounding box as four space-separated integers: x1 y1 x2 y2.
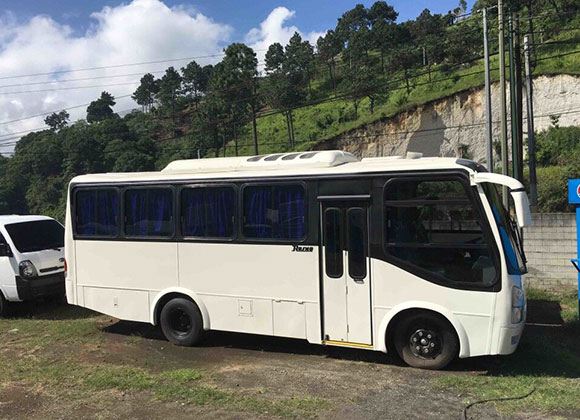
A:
5 220 64 253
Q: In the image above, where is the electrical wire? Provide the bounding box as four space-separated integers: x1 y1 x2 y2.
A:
463 387 535 420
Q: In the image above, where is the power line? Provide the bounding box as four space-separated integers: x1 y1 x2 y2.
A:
0 93 133 126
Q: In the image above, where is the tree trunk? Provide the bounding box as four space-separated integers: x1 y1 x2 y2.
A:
380 51 384 73
233 123 238 157
289 111 296 148
285 112 292 146
214 128 220 157
223 130 226 157
369 96 375 114
331 60 337 96
353 101 358 119
251 107 259 155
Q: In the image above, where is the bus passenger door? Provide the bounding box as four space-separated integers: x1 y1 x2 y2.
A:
320 201 372 346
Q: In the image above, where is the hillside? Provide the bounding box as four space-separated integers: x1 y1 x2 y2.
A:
221 16 580 159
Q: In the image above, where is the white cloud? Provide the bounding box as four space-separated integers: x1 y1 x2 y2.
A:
0 2 327 155
245 7 326 66
0 0 232 153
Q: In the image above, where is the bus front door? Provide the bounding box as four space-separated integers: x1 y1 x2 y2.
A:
321 201 372 346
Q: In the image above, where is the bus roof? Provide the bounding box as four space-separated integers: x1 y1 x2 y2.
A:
70 151 484 184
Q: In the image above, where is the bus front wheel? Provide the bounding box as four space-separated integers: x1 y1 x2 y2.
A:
393 312 458 370
160 298 204 346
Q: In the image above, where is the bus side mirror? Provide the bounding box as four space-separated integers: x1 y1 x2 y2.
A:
0 243 13 257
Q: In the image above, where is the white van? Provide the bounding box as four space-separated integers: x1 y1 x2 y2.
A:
0 215 65 315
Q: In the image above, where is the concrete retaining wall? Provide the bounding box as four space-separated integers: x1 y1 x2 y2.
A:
524 213 578 289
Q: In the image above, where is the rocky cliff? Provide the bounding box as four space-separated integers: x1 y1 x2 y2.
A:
318 74 580 167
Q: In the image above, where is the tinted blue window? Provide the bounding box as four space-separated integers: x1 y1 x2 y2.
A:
243 185 306 240
181 187 235 238
76 189 119 236
125 188 173 237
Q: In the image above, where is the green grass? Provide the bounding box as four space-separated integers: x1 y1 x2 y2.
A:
435 288 580 414
0 305 328 418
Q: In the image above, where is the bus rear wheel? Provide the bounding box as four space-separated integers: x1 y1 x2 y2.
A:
160 298 203 346
393 312 458 370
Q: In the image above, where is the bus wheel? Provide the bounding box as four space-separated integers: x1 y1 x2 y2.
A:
393 312 458 370
160 298 203 346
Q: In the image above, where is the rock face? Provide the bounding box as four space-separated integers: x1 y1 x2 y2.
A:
319 74 580 168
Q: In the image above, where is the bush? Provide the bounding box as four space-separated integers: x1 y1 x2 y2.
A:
534 166 577 213
535 125 580 166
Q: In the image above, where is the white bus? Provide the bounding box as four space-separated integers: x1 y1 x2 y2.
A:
65 151 531 369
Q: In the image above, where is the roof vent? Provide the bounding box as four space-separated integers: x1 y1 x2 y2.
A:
406 152 423 159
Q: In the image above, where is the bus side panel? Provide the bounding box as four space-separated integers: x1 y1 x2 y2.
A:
372 260 494 358
75 240 178 321
178 242 319 339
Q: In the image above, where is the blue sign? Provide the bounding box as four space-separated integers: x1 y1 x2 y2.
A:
568 179 580 204
568 179 580 318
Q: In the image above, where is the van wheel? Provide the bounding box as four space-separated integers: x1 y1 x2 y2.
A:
0 292 7 317
160 298 203 346
394 312 458 370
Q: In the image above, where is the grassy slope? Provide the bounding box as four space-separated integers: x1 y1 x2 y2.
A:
222 18 580 158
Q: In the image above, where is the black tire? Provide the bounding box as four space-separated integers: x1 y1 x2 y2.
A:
160 298 204 346
0 292 7 317
393 312 458 370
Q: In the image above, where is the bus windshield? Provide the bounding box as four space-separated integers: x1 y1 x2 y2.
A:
5 220 64 253
482 184 527 275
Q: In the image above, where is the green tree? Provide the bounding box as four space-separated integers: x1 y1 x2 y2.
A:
132 73 159 112
86 91 117 123
265 42 285 73
181 61 211 109
262 41 308 147
156 67 183 117
44 110 70 131
285 33 315 94
218 43 260 155
316 30 342 92
343 26 382 117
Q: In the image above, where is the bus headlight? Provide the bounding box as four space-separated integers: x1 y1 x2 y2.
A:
19 260 38 278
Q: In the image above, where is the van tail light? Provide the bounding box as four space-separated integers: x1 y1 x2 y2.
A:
64 258 67 274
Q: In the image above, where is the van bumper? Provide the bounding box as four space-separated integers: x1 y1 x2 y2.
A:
16 273 65 301
497 321 526 355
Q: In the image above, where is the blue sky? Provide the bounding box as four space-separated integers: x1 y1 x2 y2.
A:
5 0 474 40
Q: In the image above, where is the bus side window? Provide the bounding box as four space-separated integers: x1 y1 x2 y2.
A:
75 189 119 237
243 184 306 241
181 186 235 239
125 188 173 238
384 178 497 287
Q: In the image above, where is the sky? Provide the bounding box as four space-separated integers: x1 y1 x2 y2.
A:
0 0 474 154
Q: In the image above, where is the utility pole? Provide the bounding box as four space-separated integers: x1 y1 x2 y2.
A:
498 0 509 203
483 8 493 171
509 14 518 179
514 12 524 182
524 35 538 206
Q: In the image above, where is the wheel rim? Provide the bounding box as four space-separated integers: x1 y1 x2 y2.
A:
169 307 193 336
409 328 442 359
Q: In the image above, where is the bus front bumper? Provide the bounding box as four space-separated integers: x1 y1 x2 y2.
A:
16 272 65 301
